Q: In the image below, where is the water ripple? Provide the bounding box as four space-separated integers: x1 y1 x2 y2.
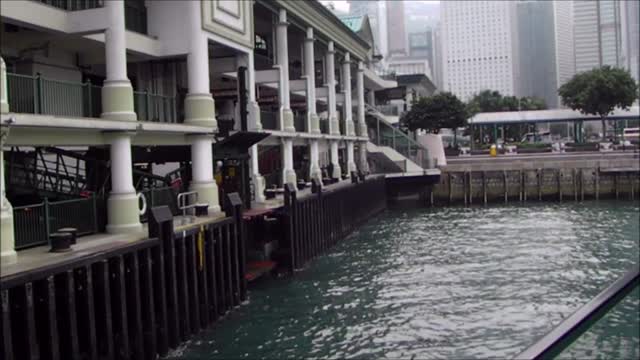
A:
168 201 640 360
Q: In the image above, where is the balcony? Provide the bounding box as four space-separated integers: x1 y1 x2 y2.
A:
293 113 307 133
6 73 179 123
35 0 147 34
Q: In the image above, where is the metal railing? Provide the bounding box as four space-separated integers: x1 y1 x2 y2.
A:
319 118 329 134
261 111 278 130
133 90 178 123
294 113 307 133
7 73 177 123
37 0 103 11
13 196 99 250
124 0 147 34
366 104 435 169
139 186 179 222
35 0 147 34
517 265 639 360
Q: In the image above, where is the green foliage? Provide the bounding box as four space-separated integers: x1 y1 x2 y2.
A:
400 92 468 134
467 90 548 114
558 65 638 118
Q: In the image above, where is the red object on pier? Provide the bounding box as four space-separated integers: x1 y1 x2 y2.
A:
245 260 277 282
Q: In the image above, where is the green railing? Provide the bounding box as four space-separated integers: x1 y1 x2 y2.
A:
133 90 178 123
319 118 329 134
35 0 147 34
37 0 102 11
7 73 177 123
366 104 435 169
124 0 147 34
294 113 307 133
13 196 99 250
261 111 278 130
139 186 178 222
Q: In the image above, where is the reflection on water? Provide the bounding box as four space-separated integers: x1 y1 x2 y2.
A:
168 201 640 359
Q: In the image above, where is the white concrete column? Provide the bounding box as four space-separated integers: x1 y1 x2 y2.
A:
237 52 262 131
368 89 375 107
326 42 339 135
250 144 266 203
0 56 8 114
309 140 321 183
101 0 136 121
1 132 17 264
305 28 320 134
358 141 369 173
342 53 354 136
276 9 294 132
106 133 142 234
189 135 220 214
346 141 357 174
281 138 297 186
184 0 216 129
356 61 367 138
330 140 341 179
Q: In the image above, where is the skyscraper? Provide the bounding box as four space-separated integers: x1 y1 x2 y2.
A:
517 0 574 108
573 0 623 73
386 0 407 58
441 0 520 101
621 0 640 82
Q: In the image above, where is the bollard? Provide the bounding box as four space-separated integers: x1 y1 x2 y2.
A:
49 232 73 252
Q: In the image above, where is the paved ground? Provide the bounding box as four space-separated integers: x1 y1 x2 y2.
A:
446 150 639 165
1 212 226 279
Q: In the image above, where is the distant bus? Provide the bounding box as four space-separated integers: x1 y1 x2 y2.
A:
623 128 639 143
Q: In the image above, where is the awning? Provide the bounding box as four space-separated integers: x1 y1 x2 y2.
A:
213 131 270 158
468 106 640 125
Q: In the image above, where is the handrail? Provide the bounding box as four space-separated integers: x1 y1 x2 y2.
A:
516 265 639 360
365 103 425 150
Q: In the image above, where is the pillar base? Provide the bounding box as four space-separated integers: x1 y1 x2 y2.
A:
348 162 358 173
309 113 321 134
101 80 137 121
283 168 297 187
248 101 262 131
0 103 7 114
281 108 295 132
330 117 340 135
310 166 322 183
358 122 368 138
347 122 356 137
106 192 143 234
185 93 217 129
331 163 342 179
1 207 17 265
252 174 266 203
190 181 221 214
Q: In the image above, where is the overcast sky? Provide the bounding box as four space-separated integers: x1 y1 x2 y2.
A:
321 0 441 13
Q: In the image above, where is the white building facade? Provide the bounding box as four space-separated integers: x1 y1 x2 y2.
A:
441 0 520 101
0 0 394 262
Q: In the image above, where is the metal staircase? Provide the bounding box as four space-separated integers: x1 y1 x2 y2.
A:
365 104 434 170
5 147 175 202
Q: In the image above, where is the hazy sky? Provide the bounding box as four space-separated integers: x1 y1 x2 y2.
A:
322 0 441 13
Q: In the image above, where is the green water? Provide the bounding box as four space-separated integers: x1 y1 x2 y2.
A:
168 201 640 359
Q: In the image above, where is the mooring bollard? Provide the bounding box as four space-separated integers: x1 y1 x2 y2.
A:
49 232 73 252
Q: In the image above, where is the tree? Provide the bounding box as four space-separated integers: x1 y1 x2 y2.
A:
558 65 638 140
401 92 468 146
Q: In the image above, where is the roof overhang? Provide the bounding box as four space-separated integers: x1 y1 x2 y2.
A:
268 0 370 61
468 106 640 125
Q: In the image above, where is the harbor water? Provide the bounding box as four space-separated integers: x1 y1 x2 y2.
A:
168 201 640 359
